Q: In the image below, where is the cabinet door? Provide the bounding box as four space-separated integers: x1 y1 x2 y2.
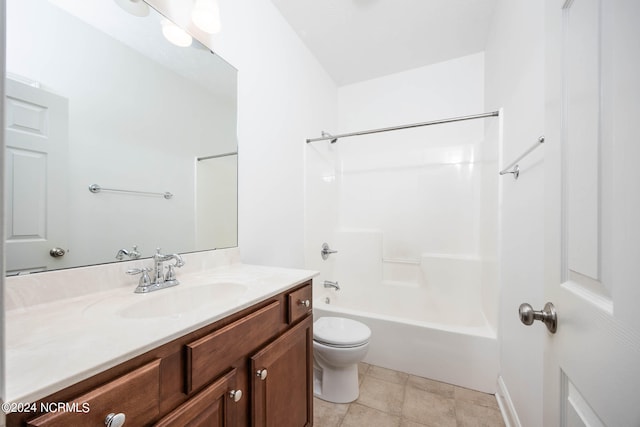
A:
155 369 241 427
251 316 313 427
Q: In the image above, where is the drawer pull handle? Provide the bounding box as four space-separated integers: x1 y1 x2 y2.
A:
229 389 243 402
105 412 126 427
256 368 268 380
298 299 310 308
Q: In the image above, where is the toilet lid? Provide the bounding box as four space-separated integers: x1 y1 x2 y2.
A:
314 317 371 347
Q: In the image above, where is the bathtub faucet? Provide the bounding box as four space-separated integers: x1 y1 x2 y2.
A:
323 280 340 291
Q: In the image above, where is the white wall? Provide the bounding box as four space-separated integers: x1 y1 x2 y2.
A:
484 1 545 426
148 0 339 268
336 53 487 258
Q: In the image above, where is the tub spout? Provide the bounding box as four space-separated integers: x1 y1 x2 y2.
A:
324 280 340 291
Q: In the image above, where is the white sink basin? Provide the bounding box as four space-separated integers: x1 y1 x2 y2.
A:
120 282 248 319
83 282 248 319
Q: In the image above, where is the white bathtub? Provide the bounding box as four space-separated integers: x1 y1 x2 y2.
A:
314 255 499 393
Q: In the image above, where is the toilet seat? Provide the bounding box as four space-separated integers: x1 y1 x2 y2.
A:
314 317 371 348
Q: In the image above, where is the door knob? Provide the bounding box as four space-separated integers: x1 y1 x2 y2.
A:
519 302 557 333
49 247 66 257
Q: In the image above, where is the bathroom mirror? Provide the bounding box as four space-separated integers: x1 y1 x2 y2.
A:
5 0 238 275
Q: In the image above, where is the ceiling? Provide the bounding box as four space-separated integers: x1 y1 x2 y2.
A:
269 0 498 86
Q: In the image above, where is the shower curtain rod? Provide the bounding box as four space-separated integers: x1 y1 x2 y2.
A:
305 111 500 144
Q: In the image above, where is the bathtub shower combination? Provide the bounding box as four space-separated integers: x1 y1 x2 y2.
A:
306 112 501 394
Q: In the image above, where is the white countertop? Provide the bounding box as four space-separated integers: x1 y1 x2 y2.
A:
5 257 317 404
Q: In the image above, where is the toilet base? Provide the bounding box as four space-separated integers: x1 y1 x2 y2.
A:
313 363 360 403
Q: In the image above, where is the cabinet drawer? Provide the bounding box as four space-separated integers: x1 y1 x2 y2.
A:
27 359 161 427
186 301 282 393
287 283 312 324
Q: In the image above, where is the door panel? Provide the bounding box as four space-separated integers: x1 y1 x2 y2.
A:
5 78 68 274
544 0 640 426
564 0 600 281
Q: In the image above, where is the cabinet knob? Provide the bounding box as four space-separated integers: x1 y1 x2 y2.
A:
229 389 243 402
256 368 268 380
105 413 126 427
298 299 310 308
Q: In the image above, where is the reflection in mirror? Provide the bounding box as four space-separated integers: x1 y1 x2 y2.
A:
5 0 238 275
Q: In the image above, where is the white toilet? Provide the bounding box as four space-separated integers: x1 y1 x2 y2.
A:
313 316 372 403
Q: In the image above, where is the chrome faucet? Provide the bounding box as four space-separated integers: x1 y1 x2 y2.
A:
127 248 185 293
323 280 340 291
115 245 141 261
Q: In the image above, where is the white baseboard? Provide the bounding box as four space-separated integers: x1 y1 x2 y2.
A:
496 376 522 427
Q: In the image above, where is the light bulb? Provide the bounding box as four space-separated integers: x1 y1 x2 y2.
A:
192 0 222 34
161 19 192 47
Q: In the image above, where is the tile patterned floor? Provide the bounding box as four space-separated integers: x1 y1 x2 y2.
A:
314 363 506 427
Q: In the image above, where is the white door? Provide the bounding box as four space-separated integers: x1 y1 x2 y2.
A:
5 78 69 274
542 0 640 425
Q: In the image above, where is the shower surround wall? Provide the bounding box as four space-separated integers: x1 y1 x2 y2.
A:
305 52 499 392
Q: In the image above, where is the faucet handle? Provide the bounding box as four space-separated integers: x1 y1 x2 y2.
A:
165 264 178 282
130 245 141 259
127 267 152 287
321 243 338 260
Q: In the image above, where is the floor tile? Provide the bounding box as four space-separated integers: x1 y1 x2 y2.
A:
402 386 456 427
312 362 506 427
454 386 499 409
356 376 405 416
400 419 429 427
341 403 402 427
359 362 371 385
367 365 409 385
455 399 506 427
407 375 455 398
313 397 349 427
359 362 371 375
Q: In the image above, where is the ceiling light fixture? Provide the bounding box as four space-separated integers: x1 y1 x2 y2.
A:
113 0 150 17
161 19 193 47
191 0 222 34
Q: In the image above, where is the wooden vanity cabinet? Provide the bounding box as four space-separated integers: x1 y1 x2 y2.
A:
7 281 313 427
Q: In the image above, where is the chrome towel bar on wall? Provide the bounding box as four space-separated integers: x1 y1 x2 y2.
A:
499 136 545 180
88 184 173 199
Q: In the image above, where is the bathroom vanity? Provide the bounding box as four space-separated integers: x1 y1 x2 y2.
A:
4 251 316 427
